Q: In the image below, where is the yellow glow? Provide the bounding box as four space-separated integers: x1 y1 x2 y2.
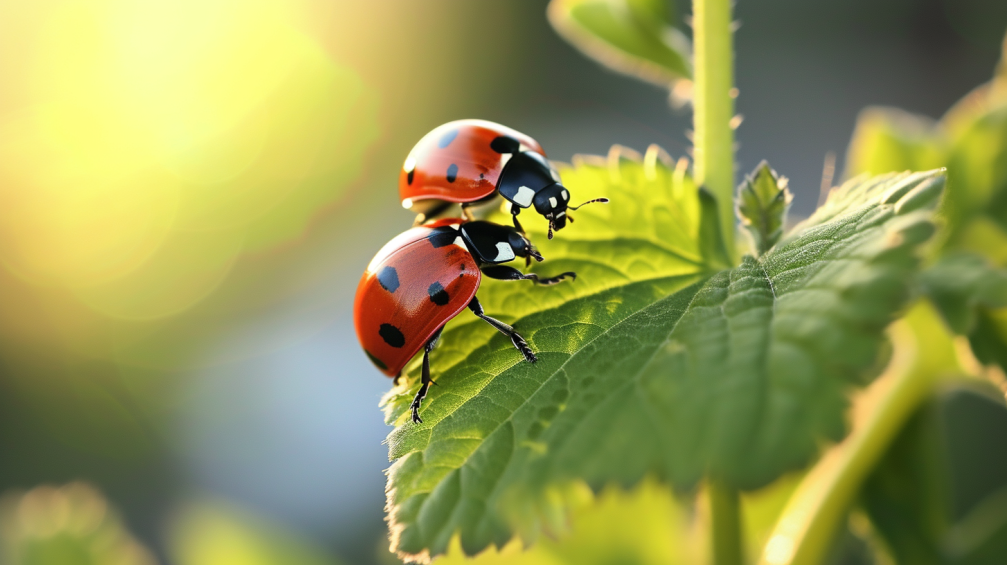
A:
0 0 378 322
763 534 794 565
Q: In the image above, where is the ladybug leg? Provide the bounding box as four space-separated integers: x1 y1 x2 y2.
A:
481 265 577 286
511 208 525 234
509 210 535 267
410 326 443 424
467 296 537 363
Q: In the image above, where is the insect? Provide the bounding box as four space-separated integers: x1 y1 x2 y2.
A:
354 218 575 423
399 119 607 239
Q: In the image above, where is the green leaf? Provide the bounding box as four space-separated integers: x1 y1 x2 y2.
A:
919 253 1007 335
969 308 1007 371
843 38 1007 376
844 85 1007 260
737 161 793 256
381 146 944 560
861 384 1007 565
547 0 692 91
435 475 804 565
844 107 948 180
435 478 706 565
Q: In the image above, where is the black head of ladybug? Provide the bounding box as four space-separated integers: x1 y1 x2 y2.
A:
536 190 611 239
496 150 609 239
459 221 543 264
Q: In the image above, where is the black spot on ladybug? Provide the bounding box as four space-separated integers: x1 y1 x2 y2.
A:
379 324 405 348
364 350 388 371
407 169 415 185
446 164 458 183
377 266 399 293
428 282 449 305
438 129 459 148
479 173 485 179
490 136 520 154
460 263 466 271
428 226 457 248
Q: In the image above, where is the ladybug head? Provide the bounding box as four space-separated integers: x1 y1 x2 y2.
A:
533 185 609 239
532 184 571 238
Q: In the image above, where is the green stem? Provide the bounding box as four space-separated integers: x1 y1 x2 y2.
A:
710 479 745 565
693 0 736 257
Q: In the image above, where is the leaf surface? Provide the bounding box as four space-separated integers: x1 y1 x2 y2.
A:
380 147 944 560
547 0 692 91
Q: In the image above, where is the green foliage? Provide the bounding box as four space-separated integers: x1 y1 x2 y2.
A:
844 39 1007 374
546 0 692 93
861 385 1007 564
737 161 793 256
380 143 944 560
844 45 1007 260
436 478 706 565
170 501 343 565
0 483 155 565
919 253 1007 335
435 474 805 565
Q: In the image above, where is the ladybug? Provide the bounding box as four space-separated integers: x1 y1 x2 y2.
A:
399 119 608 239
354 218 575 423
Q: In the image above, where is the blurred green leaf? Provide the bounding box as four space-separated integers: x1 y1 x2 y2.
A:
380 142 944 560
919 253 1007 335
861 384 1007 565
435 474 806 565
170 500 342 565
844 31 1007 379
436 478 706 565
843 37 1007 378
969 308 1007 371
0 483 156 565
547 0 692 92
844 107 948 180
844 36 1007 260
737 161 793 256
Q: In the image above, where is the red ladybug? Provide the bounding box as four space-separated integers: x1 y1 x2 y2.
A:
399 119 607 238
354 219 575 423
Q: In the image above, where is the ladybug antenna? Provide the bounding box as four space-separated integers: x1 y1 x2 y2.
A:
568 197 609 211
529 247 544 262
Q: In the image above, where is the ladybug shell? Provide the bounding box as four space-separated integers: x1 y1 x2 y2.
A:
354 219 481 377
400 119 546 207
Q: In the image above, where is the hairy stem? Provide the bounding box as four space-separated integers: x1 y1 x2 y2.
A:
693 0 736 257
710 478 745 565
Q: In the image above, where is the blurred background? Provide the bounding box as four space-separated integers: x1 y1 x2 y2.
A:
0 1 1005 563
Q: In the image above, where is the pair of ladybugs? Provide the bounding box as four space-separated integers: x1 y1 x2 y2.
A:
354 120 607 423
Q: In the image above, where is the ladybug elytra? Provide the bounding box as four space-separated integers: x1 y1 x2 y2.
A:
353 219 575 423
399 119 607 239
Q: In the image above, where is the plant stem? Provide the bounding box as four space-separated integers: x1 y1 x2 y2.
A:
710 478 745 565
693 0 736 256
